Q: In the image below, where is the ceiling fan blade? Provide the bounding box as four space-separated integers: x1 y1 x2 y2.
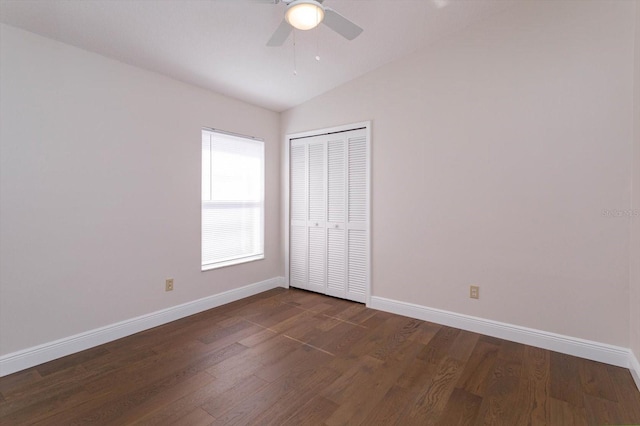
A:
267 19 292 46
322 8 363 41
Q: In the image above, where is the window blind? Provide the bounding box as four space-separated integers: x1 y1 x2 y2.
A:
202 129 264 270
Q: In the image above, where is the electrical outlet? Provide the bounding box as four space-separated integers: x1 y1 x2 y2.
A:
166 278 174 292
470 285 479 299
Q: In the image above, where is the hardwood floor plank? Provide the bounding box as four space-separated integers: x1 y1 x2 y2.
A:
369 317 422 361
313 297 360 318
0 385 92 425
496 339 525 362
550 351 584 408
1 365 90 403
436 387 483 426
361 384 415 425
321 303 368 322
206 335 300 381
197 320 262 347
1 288 639 425
279 290 335 312
271 312 333 342
46 366 216 424
578 357 618 402
583 393 622 425
397 326 459 390
250 364 340 425
133 375 250 426
447 330 481 362
401 356 464 425
49 342 245 424
172 407 215 426
324 340 424 425
416 326 461 363
0 370 41 396
0 357 136 421
213 356 336 425
83 339 244 396
341 306 379 325
607 364 640 421
241 301 303 329
35 346 110 377
307 320 366 354
236 327 278 347
474 351 524 425
322 355 383 404
280 395 338 426
360 310 395 329
313 314 349 332
511 345 551 426
321 320 371 356
100 310 228 354
201 374 269 417
342 315 420 364
254 343 328 383
264 308 318 334
479 335 504 346
549 397 588 425
103 371 216 425
455 339 500 396
80 347 158 375
136 347 285 426
220 295 284 321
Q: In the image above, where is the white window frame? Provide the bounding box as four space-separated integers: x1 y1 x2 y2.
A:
202 128 265 271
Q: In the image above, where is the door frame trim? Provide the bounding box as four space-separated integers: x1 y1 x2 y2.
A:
284 121 372 305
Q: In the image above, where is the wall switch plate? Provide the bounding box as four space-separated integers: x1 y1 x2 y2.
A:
470 285 479 299
166 278 174 292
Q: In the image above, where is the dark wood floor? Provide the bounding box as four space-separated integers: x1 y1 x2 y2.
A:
1 288 640 425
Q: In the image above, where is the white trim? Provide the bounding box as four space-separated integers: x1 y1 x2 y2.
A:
630 350 640 391
364 123 372 306
0 276 286 377
201 254 264 271
286 121 371 141
369 296 633 370
283 127 291 294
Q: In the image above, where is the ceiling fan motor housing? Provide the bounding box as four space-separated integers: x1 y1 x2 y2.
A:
285 0 325 31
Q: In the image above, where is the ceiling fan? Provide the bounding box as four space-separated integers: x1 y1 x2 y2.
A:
265 0 363 47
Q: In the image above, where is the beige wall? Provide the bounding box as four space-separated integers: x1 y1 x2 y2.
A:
0 24 281 355
631 1 640 362
282 0 636 346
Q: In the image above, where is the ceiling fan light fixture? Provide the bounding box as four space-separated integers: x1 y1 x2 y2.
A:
285 0 325 31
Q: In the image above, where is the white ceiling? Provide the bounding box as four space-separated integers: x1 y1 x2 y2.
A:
0 0 514 112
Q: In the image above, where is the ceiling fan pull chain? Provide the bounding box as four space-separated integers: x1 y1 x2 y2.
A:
292 30 298 76
315 20 321 61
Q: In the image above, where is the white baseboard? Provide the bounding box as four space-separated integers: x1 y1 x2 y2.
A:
369 296 633 371
630 351 640 391
0 276 286 377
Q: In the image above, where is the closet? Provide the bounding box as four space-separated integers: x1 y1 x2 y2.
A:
289 127 370 303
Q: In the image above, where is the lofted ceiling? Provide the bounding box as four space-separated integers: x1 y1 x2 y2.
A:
0 0 513 112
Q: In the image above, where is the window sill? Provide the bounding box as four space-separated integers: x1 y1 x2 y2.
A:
201 254 264 271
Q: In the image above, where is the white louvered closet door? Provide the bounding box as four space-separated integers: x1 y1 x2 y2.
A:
326 136 347 299
307 141 327 293
289 127 369 303
346 131 368 302
289 141 308 290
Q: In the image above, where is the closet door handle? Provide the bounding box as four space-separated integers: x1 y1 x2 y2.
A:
315 222 319 227
335 224 339 229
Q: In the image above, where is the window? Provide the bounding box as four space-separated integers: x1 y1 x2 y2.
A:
202 129 264 270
